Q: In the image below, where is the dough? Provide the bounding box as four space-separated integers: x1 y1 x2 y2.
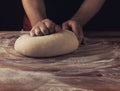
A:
14 30 79 57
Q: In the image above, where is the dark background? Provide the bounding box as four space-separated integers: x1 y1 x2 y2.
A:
0 0 24 30
85 0 120 31
0 0 119 31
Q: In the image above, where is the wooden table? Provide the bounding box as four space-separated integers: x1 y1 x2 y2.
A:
0 31 120 91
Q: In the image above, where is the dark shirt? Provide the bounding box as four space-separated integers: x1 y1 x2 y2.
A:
45 0 83 24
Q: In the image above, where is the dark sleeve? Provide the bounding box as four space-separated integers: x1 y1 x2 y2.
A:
45 0 84 24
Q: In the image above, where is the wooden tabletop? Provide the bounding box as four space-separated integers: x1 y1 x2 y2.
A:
0 31 120 91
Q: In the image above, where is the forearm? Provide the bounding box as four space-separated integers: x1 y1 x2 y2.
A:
22 0 47 26
72 0 106 27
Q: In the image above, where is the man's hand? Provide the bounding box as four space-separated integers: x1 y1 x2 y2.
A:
30 19 61 36
62 19 84 42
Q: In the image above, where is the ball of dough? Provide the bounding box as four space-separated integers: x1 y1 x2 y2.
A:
14 30 79 57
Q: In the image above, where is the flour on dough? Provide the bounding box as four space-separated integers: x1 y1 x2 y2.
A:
14 30 79 57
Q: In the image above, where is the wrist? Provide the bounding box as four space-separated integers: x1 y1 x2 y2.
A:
71 17 84 27
30 17 46 27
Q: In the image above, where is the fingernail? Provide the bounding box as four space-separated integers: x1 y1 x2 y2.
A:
35 28 40 36
41 29 49 35
30 31 34 37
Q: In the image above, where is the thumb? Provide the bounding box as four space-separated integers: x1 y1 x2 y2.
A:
62 23 70 30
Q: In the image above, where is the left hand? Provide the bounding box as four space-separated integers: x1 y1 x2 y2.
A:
62 19 84 42
30 19 61 36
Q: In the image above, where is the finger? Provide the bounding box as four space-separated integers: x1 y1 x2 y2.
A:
39 23 49 35
79 29 84 42
62 23 70 30
43 21 55 34
77 25 84 42
34 27 43 36
69 22 82 42
30 27 35 37
55 25 61 33
70 22 79 37
70 23 84 42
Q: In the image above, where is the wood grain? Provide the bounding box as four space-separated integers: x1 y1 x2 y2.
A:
0 31 120 91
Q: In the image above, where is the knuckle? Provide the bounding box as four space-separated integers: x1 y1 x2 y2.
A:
40 27 48 35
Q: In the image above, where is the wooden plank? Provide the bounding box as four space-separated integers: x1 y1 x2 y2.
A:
0 31 120 91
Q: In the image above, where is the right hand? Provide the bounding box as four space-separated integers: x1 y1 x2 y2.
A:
62 19 84 43
30 19 61 36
